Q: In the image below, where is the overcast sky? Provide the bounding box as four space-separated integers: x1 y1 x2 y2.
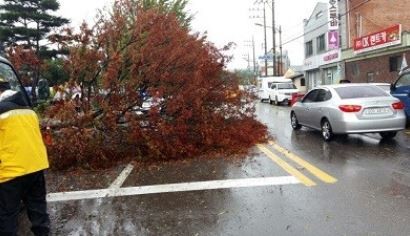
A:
57 0 323 70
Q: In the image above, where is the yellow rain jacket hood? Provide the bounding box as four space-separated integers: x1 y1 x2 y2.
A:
0 90 49 183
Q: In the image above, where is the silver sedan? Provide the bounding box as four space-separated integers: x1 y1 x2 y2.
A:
290 84 407 141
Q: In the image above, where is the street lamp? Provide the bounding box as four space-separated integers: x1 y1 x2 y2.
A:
254 23 283 76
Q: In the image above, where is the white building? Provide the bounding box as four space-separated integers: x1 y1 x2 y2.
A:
303 1 344 89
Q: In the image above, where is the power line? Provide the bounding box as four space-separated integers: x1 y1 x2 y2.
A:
281 0 372 46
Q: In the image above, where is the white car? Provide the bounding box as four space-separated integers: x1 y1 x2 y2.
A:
257 76 289 102
371 83 391 93
268 82 299 105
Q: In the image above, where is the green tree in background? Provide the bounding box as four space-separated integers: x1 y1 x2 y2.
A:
0 0 69 101
140 0 192 28
0 0 69 57
41 59 69 86
234 69 256 85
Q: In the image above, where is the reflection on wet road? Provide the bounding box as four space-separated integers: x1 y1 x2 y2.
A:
19 102 410 236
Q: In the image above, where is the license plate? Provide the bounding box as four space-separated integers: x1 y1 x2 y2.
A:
364 107 390 115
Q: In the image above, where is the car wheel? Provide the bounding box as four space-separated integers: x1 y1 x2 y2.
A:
291 112 302 130
379 131 397 139
321 119 334 142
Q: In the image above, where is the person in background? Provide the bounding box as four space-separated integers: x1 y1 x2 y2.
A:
0 77 50 236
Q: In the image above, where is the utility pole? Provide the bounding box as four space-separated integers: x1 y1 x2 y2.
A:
252 36 257 77
279 25 282 75
262 2 268 77
244 36 257 77
250 0 269 77
272 0 276 76
242 53 251 69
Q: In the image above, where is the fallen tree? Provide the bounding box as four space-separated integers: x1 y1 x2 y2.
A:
42 0 267 170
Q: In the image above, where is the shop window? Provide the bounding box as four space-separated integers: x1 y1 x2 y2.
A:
305 41 313 57
317 34 325 52
300 78 306 86
389 56 402 72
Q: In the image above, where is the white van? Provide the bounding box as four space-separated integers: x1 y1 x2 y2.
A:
257 76 286 102
267 78 299 105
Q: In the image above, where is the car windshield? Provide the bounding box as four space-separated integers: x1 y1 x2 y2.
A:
335 86 389 99
0 61 29 104
278 83 296 89
396 73 410 87
0 62 19 90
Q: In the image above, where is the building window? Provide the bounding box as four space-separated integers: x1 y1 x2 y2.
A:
367 72 375 82
300 78 306 86
352 63 360 76
305 41 313 57
317 34 325 52
389 56 402 72
316 11 323 19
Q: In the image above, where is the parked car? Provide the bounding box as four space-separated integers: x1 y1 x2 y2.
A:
391 70 410 125
268 81 299 105
290 84 406 141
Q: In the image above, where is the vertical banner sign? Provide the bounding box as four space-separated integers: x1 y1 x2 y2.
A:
328 0 338 31
328 0 339 49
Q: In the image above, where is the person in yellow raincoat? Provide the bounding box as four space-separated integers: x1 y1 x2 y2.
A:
0 77 50 236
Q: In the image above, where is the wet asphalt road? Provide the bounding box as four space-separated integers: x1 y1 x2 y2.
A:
20 102 410 236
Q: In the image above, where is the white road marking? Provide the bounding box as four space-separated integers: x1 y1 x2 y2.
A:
108 164 134 189
47 176 300 202
47 189 113 202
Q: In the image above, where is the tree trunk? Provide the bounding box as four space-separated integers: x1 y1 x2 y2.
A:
31 21 41 104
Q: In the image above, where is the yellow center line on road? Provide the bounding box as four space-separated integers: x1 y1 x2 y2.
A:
268 141 337 184
256 144 316 187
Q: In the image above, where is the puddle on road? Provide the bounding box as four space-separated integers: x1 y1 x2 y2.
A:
122 150 287 187
388 158 410 199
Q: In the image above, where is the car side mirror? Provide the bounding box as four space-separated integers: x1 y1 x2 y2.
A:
390 83 395 91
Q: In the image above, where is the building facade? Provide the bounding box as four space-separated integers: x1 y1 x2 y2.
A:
341 0 410 83
303 2 343 90
284 66 307 93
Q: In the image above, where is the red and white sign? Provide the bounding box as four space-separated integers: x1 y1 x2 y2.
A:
354 24 402 54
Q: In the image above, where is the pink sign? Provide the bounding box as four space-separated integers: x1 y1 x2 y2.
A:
328 31 339 50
